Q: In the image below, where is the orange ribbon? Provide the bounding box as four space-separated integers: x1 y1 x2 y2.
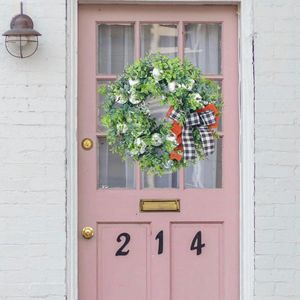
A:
166 104 219 161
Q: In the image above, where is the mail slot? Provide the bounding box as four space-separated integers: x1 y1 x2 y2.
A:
140 199 180 212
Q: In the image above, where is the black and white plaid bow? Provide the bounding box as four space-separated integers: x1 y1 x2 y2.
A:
169 109 216 160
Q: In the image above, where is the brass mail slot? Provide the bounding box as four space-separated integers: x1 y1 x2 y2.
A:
140 199 180 212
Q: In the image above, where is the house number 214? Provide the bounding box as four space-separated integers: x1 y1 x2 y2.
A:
115 230 205 256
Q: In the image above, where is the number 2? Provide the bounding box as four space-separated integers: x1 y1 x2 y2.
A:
190 231 206 255
115 232 130 256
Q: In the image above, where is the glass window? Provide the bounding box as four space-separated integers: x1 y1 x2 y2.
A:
184 139 222 188
98 24 134 74
184 23 221 74
142 172 178 189
141 24 178 58
98 137 135 189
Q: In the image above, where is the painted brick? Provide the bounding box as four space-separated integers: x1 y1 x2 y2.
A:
274 255 300 269
255 282 275 296
0 0 66 299
255 255 274 269
255 270 295 282
254 0 300 298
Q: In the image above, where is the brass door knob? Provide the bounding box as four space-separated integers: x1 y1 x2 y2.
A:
81 226 95 239
81 138 93 150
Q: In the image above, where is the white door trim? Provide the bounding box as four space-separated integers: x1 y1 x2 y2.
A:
66 1 255 299
66 1 78 300
238 1 255 300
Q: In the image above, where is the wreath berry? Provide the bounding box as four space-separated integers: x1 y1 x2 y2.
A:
100 54 223 175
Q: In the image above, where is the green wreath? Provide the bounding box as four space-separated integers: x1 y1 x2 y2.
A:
100 54 222 175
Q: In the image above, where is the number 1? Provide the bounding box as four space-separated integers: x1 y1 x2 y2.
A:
155 230 163 255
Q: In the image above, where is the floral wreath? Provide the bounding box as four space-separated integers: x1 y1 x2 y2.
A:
100 54 223 175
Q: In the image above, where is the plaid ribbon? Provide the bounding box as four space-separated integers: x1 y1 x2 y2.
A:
169 109 216 160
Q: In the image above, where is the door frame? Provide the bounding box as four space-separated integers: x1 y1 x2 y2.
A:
66 1 255 299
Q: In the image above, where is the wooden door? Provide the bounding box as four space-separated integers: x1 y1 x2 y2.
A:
78 4 239 300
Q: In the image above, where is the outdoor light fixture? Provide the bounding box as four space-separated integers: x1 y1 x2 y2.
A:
2 2 41 58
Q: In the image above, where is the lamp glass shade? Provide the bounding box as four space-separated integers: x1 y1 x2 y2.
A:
5 35 39 58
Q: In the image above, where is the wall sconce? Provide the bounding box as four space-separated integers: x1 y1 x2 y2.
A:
2 2 41 58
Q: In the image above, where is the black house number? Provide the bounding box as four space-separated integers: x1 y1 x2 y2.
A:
115 233 131 256
190 231 206 255
115 230 205 256
155 230 164 255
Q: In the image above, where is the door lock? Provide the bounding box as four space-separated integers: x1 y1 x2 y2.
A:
81 226 95 239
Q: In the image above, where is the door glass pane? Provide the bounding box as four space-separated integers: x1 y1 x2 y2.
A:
142 172 178 188
98 137 135 189
184 23 221 74
141 24 178 58
98 24 134 74
184 139 222 188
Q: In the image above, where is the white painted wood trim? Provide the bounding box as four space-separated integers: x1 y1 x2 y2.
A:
239 1 255 300
66 1 255 300
66 1 78 300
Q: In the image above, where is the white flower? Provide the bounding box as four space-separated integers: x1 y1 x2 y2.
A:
166 134 177 145
164 160 174 169
168 81 176 92
151 133 163 146
140 145 146 154
117 123 128 134
152 68 162 79
129 79 139 86
187 79 195 91
193 93 202 100
135 138 143 146
129 95 142 104
135 138 147 154
115 95 127 104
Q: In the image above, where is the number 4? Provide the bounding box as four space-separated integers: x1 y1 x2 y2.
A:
190 231 206 255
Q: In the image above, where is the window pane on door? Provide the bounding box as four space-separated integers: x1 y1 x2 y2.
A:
184 23 221 74
98 24 134 74
98 137 135 189
142 172 178 188
141 24 178 58
184 139 222 188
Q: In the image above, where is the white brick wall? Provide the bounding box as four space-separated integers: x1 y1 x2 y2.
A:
254 0 300 299
0 1 66 299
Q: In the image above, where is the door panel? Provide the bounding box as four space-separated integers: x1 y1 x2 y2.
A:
97 223 150 300
171 223 222 300
78 4 239 300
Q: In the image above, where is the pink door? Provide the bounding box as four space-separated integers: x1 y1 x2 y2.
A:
78 4 239 300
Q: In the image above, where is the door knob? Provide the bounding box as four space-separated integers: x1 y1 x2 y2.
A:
81 138 93 150
81 226 95 239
